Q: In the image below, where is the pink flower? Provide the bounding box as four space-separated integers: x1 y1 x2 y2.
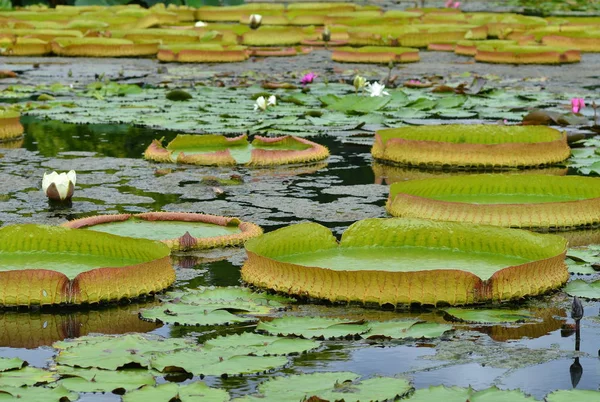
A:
571 98 585 114
409 79 422 85
446 0 460 7
445 0 453 6
453 1 461 8
301 72 317 85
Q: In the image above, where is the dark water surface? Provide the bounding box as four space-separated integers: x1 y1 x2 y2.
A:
1 118 600 400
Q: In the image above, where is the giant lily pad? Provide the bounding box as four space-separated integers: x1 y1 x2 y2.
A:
62 212 263 251
235 372 412 402
144 134 329 166
157 44 249 63
0 225 174 306
242 218 568 305
372 125 570 168
0 37 51 56
51 38 159 57
475 44 581 64
387 174 600 229
0 111 23 141
332 46 419 63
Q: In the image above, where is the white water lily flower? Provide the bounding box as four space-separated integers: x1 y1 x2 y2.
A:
42 170 76 201
194 21 207 28
366 82 390 97
254 95 276 112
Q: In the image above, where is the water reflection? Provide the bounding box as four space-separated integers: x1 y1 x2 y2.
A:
0 302 161 348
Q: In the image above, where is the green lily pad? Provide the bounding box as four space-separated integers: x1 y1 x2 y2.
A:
54 334 194 370
0 385 78 402
204 333 321 355
166 286 295 307
387 175 600 229
257 316 370 339
63 212 262 251
123 382 229 402
0 358 25 373
546 389 600 402
235 372 412 402
325 94 391 114
58 367 154 393
563 279 600 299
150 349 288 376
443 308 537 323
243 219 568 305
139 303 256 326
0 224 174 306
366 320 453 339
470 387 537 401
0 367 57 387
407 386 472 402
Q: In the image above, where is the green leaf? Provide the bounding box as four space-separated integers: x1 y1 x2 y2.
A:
0 367 57 387
257 316 370 339
123 382 229 402
0 358 25 373
139 303 255 326
546 389 600 402
564 279 600 299
54 334 194 370
58 367 155 393
366 320 453 339
443 308 536 323
0 385 78 402
204 333 320 355
470 386 537 401
407 386 472 402
326 95 391 114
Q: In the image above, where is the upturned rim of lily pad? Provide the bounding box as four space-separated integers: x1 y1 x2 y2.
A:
144 134 329 167
387 174 600 229
248 46 312 57
542 35 600 52
0 111 24 141
157 43 249 62
0 37 52 56
475 44 581 64
332 46 420 63
242 218 568 306
372 125 570 168
51 38 160 57
0 224 174 307
62 212 263 251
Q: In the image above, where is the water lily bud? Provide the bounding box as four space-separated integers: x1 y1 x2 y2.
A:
42 170 76 201
322 26 331 42
249 14 262 30
571 296 584 321
353 75 366 90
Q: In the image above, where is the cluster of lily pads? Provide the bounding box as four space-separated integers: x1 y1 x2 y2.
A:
0 2 599 64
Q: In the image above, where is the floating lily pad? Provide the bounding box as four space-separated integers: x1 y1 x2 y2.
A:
63 212 263 251
387 174 600 229
257 316 370 339
476 44 581 64
58 367 155 393
54 334 194 370
409 386 536 402
0 37 51 56
563 279 600 299
332 46 420 63
372 125 570 168
366 320 453 339
0 367 56 387
0 358 25 373
546 389 600 402
123 382 229 402
204 333 320 355
443 308 537 323
157 44 249 63
140 286 293 326
242 218 568 305
144 134 329 166
0 385 77 402
236 372 412 402
150 349 289 376
0 225 174 306
51 37 159 57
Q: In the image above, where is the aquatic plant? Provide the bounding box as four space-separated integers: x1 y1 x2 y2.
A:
571 97 586 114
41 170 76 201
365 81 389 97
242 218 568 305
300 72 317 85
254 95 276 111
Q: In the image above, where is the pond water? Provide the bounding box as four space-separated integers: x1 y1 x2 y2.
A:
1 117 599 400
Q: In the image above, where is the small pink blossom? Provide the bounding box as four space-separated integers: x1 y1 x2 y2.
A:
408 79 422 85
571 98 585 114
446 0 460 7
453 1 461 8
301 72 317 85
